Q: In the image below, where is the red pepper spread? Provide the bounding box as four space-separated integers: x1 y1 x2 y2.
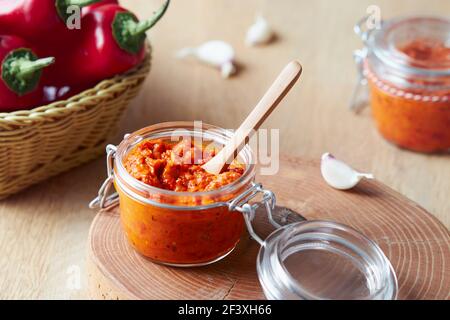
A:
124 139 245 192
120 138 246 264
368 38 450 153
400 38 450 67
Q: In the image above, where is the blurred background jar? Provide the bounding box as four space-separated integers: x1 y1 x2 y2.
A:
351 16 450 153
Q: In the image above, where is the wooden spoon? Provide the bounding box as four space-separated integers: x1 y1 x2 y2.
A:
202 61 302 175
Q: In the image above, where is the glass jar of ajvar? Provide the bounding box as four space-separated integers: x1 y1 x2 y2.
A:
352 16 450 153
92 122 257 266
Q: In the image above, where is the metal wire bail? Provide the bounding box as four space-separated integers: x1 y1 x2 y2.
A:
354 15 374 43
349 47 370 113
228 183 277 246
89 144 119 209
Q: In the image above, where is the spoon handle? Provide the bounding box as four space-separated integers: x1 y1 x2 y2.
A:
202 61 302 175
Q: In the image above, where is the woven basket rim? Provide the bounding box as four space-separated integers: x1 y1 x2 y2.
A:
0 44 152 122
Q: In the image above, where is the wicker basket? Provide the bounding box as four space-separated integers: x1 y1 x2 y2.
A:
0 50 151 199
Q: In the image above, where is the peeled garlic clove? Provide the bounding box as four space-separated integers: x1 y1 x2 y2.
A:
245 15 274 46
176 40 236 78
320 153 374 190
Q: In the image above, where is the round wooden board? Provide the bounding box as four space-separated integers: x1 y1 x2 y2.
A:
87 156 450 300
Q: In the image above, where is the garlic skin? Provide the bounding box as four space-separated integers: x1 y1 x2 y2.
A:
321 153 374 190
176 40 236 78
246 15 274 46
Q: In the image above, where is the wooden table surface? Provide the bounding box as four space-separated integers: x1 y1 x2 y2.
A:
0 0 449 299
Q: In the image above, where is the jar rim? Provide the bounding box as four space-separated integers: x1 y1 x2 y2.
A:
114 121 256 205
367 15 450 79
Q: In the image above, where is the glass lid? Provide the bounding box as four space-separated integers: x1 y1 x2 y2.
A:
368 16 450 76
256 220 398 300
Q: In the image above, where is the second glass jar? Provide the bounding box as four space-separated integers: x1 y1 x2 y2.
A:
353 16 450 153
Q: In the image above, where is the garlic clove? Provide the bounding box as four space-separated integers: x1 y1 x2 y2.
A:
245 15 274 46
176 40 236 78
176 47 197 59
320 153 374 190
195 40 235 66
221 61 236 78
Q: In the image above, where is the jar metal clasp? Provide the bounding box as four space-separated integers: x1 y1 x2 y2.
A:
349 14 382 113
349 47 370 113
354 14 381 43
89 143 119 209
227 182 281 246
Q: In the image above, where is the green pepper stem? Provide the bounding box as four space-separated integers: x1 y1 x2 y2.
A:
66 0 101 7
129 0 170 36
17 57 55 78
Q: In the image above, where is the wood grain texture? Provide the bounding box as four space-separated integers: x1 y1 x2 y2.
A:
203 61 302 174
88 157 450 300
0 0 449 299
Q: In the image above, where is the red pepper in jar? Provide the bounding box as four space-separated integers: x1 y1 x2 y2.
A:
0 0 103 42
0 35 55 112
46 0 170 86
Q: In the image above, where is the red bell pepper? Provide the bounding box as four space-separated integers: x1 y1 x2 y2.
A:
0 35 55 112
0 0 102 42
82 0 119 16
46 0 170 86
